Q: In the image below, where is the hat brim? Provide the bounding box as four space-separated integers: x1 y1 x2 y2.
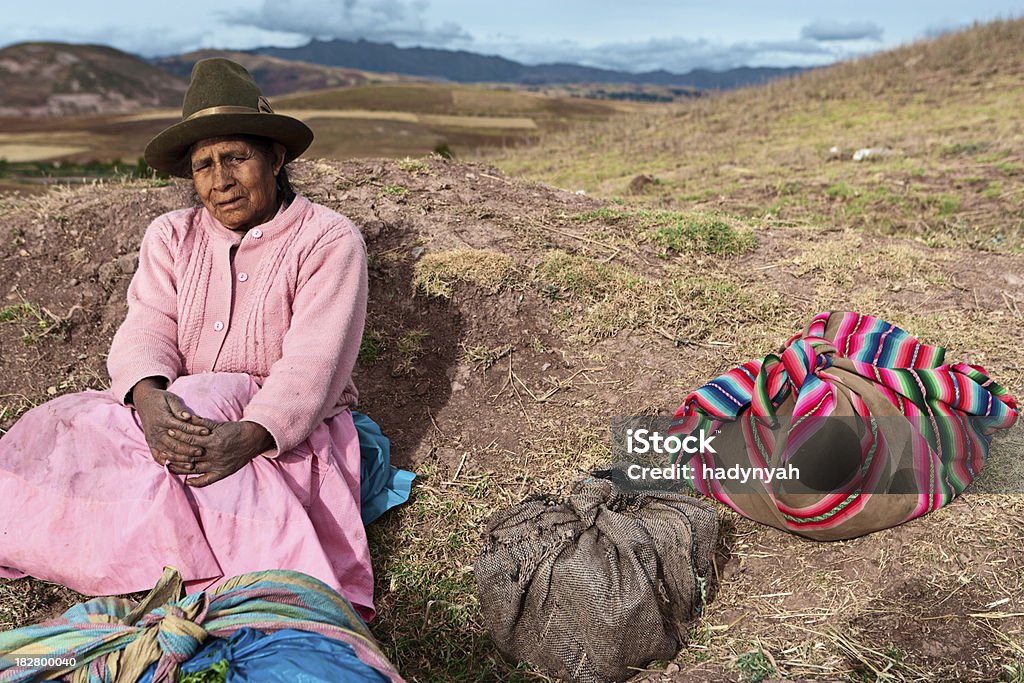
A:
144 112 314 177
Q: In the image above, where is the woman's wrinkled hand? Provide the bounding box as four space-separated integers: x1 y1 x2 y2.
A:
184 420 276 488
132 378 211 470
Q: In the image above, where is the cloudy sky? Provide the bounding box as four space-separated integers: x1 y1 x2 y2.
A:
2 0 1021 73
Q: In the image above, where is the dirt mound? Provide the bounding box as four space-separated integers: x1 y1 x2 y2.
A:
2 156 1023 681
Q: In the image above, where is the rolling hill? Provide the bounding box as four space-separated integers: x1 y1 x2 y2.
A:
0 79 642 171
155 49 415 96
0 42 186 116
489 17 1024 252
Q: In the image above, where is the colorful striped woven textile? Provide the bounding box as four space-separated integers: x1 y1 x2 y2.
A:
0 568 404 683
668 311 1018 540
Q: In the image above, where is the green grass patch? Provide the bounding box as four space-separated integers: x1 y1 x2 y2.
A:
943 141 990 156
982 181 1004 199
826 181 857 199
0 157 158 180
775 180 801 196
413 249 521 299
394 329 428 375
647 213 757 256
977 150 1011 163
956 176 987 187
395 157 432 176
380 184 408 199
0 302 37 322
844 184 910 219
357 328 387 365
574 207 631 223
180 660 229 683
574 207 757 256
535 251 653 339
932 192 963 216
534 250 632 300
735 646 777 682
996 161 1023 175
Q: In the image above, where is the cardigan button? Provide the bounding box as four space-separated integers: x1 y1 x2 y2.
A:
251 229 263 239
238 272 248 282
214 321 224 331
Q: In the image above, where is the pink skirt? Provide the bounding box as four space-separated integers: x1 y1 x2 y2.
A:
0 373 375 620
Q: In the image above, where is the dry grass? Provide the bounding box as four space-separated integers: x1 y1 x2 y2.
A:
413 249 522 299
678 495 1024 681
534 248 791 348
483 18 1024 253
0 580 85 632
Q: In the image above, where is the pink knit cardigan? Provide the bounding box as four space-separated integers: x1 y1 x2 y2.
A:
107 195 368 455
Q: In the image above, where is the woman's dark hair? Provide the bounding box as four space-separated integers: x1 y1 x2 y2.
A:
187 134 295 206
245 135 295 205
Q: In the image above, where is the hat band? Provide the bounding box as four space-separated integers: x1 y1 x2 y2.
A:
183 97 275 122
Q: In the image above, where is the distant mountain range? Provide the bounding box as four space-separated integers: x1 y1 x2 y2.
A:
252 38 809 89
0 39 811 118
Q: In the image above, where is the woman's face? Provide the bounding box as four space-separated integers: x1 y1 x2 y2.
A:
189 137 285 232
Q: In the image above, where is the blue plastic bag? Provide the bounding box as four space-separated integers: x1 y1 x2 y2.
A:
137 627 389 683
353 411 415 524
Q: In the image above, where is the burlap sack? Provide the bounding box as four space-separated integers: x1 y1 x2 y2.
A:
474 475 719 683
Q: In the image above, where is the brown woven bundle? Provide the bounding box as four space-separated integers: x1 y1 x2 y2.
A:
474 474 720 682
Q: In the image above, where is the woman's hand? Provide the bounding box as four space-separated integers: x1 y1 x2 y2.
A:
184 420 276 488
131 378 211 469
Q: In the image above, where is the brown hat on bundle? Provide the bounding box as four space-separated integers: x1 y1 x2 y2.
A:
144 58 313 177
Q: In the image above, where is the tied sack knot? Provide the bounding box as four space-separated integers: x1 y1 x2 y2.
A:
777 337 834 389
752 336 838 426
141 604 209 663
130 593 211 683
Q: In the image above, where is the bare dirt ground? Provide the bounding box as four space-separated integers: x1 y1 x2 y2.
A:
1 156 1023 681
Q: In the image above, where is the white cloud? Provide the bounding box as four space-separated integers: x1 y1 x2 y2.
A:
471 36 843 73
800 19 884 42
218 2 875 73
224 0 471 47
0 22 306 58
0 1 891 72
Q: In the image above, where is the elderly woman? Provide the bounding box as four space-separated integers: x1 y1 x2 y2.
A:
0 59 378 619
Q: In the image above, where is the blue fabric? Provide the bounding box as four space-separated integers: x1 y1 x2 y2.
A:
353 411 415 525
137 627 389 683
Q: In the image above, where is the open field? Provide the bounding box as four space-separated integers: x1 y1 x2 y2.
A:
485 20 1024 256
1 18 1024 683
0 81 645 179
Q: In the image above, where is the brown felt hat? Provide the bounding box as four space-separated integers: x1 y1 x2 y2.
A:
144 58 313 177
